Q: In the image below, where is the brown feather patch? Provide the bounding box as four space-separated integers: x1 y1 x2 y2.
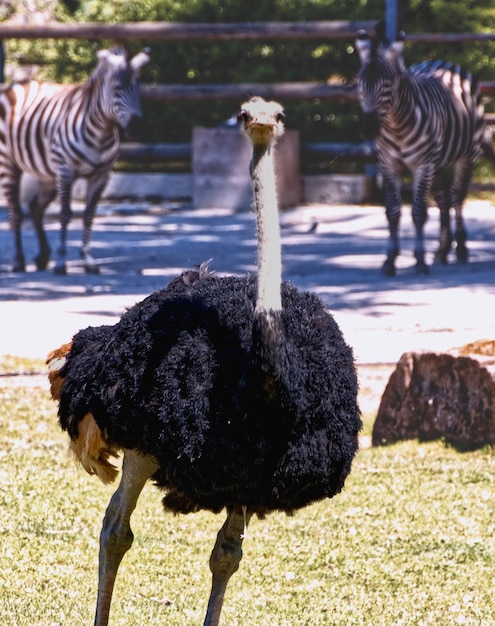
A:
69 413 120 485
46 342 73 400
46 343 120 484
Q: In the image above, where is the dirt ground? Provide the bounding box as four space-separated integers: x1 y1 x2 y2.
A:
1 198 495 421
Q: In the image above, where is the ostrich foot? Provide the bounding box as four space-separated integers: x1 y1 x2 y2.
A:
204 506 252 626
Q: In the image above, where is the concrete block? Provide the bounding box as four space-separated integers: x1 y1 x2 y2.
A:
192 127 301 211
303 174 373 205
73 172 192 202
0 169 374 208
0 172 193 206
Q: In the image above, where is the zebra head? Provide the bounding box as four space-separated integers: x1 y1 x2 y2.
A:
355 30 406 140
94 46 150 138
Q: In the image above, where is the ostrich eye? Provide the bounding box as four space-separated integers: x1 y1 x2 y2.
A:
237 110 248 124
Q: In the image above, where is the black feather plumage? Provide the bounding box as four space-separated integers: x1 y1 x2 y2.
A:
51 97 362 626
58 271 361 516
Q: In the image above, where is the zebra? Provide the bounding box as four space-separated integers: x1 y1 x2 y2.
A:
354 30 485 276
0 45 150 275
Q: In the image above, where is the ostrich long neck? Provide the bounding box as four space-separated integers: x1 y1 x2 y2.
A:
251 142 282 313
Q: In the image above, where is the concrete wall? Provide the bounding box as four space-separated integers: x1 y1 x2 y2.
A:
7 145 373 209
90 171 373 206
192 127 301 210
303 174 373 205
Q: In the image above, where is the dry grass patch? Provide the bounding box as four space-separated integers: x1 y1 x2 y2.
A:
1 379 495 625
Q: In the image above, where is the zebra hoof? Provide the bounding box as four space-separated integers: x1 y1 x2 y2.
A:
433 248 450 265
456 248 468 263
80 249 100 274
433 251 448 265
84 264 101 275
11 262 26 273
414 261 429 275
381 259 396 277
35 255 50 271
53 264 67 276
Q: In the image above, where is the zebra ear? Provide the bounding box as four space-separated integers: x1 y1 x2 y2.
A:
96 49 111 63
96 47 133 70
130 48 151 73
384 39 405 66
355 30 371 63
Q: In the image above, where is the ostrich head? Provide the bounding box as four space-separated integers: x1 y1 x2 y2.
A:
236 96 286 314
237 96 285 147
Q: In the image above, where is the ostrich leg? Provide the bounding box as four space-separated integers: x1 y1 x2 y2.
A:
204 505 253 626
95 450 158 626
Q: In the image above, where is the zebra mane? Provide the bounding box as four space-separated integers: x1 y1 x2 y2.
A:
409 59 481 101
410 58 471 81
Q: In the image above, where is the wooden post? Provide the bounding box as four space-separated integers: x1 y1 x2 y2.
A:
385 0 400 42
0 40 4 83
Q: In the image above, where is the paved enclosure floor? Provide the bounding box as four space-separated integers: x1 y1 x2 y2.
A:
1 199 494 367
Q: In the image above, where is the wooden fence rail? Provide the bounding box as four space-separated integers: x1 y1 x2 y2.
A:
141 82 358 103
0 19 378 41
119 140 377 163
1 19 494 170
1 20 494 42
0 19 380 169
142 81 495 103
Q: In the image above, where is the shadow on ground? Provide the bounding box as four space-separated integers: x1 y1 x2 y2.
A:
1 199 494 363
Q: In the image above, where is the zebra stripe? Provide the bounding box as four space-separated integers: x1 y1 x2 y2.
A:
355 30 485 276
0 45 150 274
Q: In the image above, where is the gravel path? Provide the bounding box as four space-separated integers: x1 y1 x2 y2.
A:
1 198 494 370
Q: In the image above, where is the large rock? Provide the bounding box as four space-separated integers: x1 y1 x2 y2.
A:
373 340 495 450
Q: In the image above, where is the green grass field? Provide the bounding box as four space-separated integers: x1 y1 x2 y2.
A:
1 372 495 626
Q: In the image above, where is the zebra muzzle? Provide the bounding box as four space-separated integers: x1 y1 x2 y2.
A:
360 111 381 140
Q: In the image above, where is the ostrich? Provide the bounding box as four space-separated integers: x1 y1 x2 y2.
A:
47 96 361 626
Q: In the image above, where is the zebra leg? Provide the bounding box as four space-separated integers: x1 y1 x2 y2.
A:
28 182 57 270
411 204 429 273
3 169 26 272
411 167 434 275
431 173 452 264
454 207 468 263
54 169 75 275
81 173 109 274
450 157 473 263
381 170 402 277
